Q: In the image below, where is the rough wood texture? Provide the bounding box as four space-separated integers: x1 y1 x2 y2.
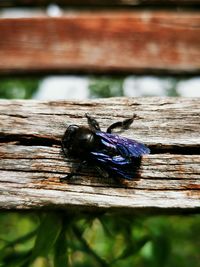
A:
1 0 200 7
0 12 200 75
0 97 199 212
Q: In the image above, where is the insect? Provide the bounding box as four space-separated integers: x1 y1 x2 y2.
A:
61 113 150 181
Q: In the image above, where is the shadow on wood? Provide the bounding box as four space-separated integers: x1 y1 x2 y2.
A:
0 97 199 212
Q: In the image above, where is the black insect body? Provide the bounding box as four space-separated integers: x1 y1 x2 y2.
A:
61 114 150 181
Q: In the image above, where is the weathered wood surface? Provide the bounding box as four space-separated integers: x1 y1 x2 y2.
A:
0 97 200 212
0 12 200 75
1 0 200 7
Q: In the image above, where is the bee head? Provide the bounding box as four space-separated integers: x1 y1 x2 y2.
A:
62 124 96 158
62 125 79 155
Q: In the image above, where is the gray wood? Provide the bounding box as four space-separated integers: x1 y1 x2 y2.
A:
0 98 199 212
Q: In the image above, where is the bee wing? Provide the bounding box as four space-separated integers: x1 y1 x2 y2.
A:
95 131 150 157
89 131 150 180
90 151 138 179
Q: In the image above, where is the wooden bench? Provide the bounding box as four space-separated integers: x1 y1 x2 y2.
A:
0 1 199 212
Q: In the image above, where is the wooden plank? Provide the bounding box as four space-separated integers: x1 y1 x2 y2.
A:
1 0 200 7
0 12 200 75
0 97 199 147
0 97 199 212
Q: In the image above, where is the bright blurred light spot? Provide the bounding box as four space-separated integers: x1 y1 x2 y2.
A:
34 76 89 100
176 78 200 97
0 8 44 18
123 76 165 96
46 4 62 17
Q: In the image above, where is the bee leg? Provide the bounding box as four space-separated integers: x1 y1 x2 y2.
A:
85 113 101 131
60 172 75 181
107 114 136 133
60 160 87 182
61 139 68 158
95 166 109 178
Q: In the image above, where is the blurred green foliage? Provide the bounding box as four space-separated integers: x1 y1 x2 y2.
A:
89 76 124 98
0 212 199 267
0 78 39 99
89 76 180 98
165 79 180 97
0 81 199 267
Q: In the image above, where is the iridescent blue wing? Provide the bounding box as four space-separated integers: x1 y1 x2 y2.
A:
90 131 150 180
90 151 140 179
96 131 150 157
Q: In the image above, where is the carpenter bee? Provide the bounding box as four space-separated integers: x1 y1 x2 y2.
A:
61 113 150 181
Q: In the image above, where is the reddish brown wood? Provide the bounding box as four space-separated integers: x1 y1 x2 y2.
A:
0 11 200 74
1 0 200 7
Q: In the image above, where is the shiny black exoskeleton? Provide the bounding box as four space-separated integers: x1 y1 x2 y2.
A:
61 113 150 181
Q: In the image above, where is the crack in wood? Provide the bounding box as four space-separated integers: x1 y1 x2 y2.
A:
0 134 60 147
0 134 199 155
149 145 200 155
0 98 199 211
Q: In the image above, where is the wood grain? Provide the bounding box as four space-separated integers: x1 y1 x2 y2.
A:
0 11 200 74
0 98 199 211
